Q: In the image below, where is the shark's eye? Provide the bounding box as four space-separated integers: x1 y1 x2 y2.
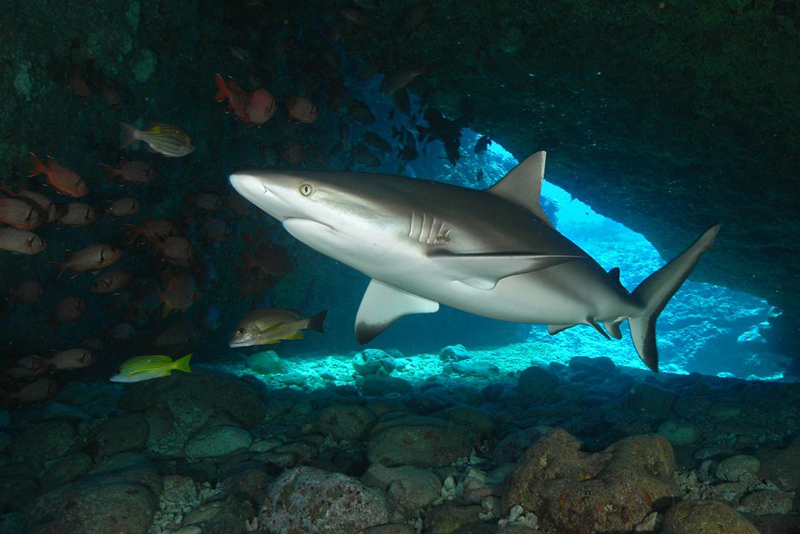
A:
299 183 315 196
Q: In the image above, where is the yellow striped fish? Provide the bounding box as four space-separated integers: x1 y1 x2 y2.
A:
110 353 192 383
119 123 195 157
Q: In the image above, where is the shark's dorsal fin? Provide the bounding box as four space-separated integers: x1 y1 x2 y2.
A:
355 279 439 344
488 151 554 228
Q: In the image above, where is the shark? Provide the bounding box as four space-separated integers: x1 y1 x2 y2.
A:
229 152 720 372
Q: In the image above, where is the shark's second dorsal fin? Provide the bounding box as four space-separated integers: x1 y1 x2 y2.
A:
488 151 554 228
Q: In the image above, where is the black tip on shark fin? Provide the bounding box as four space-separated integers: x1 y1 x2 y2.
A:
355 321 389 344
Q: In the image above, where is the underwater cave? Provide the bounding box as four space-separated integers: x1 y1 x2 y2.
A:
1 1 799 533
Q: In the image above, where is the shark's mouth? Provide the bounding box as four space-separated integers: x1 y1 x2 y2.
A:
283 217 336 235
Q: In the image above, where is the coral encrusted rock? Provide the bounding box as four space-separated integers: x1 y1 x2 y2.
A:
503 428 679 534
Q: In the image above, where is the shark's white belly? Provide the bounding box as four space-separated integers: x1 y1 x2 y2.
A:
283 218 638 326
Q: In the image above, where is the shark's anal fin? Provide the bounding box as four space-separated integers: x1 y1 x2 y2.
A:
487 151 554 228
429 250 583 290
356 279 439 344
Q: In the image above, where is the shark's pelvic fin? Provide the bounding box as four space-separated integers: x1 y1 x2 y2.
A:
628 224 721 372
428 250 582 290
548 323 576 335
356 279 439 344
488 151 555 228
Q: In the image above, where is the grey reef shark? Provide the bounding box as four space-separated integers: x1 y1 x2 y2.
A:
230 152 720 372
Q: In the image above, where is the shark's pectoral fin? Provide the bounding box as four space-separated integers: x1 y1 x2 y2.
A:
429 250 583 290
356 279 440 344
548 323 576 335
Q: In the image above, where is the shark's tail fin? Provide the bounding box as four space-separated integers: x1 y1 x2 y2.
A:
628 224 721 372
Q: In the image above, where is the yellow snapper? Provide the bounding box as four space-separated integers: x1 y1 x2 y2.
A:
110 353 192 383
119 122 195 157
229 308 327 347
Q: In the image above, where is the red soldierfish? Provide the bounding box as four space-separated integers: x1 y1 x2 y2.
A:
52 296 86 324
245 88 277 127
0 196 43 230
58 203 97 226
90 269 132 294
0 228 45 255
49 348 96 370
154 236 193 266
0 182 59 223
67 65 92 100
28 153 89 198
0 378 58 408
9 280 43 304
56 244 123 278
214 73 249 122
99 159 156 184
286 95 319 124
107 197 140 217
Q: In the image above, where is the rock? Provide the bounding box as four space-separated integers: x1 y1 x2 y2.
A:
439 345 471 362
193 495 254 534
0 432 11 453
248 350 288 375
739 489 794 515
80 413 149 460
516 366 560 403
119 370 265 428
185 425 252 458
368 417 473 468
259 466 389 534
41 452 93 491
353 349 396 376
716 455 760 484
504 428 679 534
623 383 678 418
26 481 158 534
87 452 163 496
748 513 800 534
9 420 76 464
445 361 499 377
661 500 761 534
708 401 743 420
568 356 616 374
433 406 495 439
423 504 483 534
362 463 441 511
357 525 415 534
658 420 700 446
492 427 550 464
359 376 412 396
758 441 800 491
0 475 39 512
316 405 377 441
144 404 174 441
221 468 273 504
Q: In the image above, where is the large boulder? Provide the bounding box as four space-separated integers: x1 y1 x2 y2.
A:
504 428 679 534
118 370 265 428
316 405 377 441
9 420 76 464
661 500 760 534
185 425 252 458
77 413 149 460
259 466 389 534
368 416 473 468
362 463 441 512
26 455 160 534
758 441 800 491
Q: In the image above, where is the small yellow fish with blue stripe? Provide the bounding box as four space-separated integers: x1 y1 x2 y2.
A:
119 122 195 157
110 353 192 383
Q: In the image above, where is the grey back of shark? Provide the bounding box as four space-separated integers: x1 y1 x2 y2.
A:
230 152 720 372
